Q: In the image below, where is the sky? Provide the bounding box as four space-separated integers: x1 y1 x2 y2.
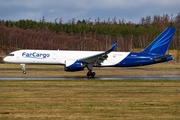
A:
0 0 180 23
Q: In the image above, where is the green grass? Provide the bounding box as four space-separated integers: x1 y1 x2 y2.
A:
1 63 180 119
0 80 180 120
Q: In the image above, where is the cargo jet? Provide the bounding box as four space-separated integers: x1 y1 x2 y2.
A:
3 27 175 77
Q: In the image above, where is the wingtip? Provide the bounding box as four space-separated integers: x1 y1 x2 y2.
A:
109 41 117 51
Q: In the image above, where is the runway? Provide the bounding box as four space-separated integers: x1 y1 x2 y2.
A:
1 75 180 80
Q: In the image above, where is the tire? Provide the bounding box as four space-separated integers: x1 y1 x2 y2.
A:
91 72 95 78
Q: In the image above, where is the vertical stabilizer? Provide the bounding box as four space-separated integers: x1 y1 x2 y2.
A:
141 27 175 54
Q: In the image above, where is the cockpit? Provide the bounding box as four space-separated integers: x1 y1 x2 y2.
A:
3 53 16 63
7 54 14 56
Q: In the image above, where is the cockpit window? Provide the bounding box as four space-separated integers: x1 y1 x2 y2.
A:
8 54 14 56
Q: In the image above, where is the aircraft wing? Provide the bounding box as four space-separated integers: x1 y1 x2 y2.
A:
79 41 117 65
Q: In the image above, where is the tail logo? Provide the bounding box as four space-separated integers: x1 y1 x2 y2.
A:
149 29 173 52
142 27 175 54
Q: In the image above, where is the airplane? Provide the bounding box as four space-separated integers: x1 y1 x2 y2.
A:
3 27 175 77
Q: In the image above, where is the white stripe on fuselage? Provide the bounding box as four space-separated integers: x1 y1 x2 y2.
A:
4 50 130 66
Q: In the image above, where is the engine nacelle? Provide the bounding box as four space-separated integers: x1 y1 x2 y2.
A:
64 60 84 71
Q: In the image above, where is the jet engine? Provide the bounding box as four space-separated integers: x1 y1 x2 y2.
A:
64 60 84 71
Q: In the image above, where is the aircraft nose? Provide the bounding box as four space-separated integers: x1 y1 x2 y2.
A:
3 57 8 62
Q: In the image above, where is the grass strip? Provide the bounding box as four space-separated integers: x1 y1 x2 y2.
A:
0 80 180 120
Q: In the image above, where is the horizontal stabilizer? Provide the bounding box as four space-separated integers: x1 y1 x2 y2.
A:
153 55 172 62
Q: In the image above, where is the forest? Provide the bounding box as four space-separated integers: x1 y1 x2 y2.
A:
0 13 180 62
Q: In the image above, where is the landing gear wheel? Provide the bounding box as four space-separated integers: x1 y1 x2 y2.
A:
87 72 96 78
23 71 26 74
87 72 91 77
86 64 96 78
91 72 95 78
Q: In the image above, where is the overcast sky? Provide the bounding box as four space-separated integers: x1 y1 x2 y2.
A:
0 0 179 23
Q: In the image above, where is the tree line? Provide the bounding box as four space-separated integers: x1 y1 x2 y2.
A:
0 13 180 61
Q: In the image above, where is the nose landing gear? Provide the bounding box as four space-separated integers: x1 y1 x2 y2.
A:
20 64 26 74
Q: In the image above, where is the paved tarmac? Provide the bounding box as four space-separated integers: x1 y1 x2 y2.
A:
1 75 180 80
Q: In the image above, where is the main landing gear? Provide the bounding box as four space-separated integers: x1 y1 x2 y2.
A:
87 71 95 78
20 64 26 74
86 64 96 78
